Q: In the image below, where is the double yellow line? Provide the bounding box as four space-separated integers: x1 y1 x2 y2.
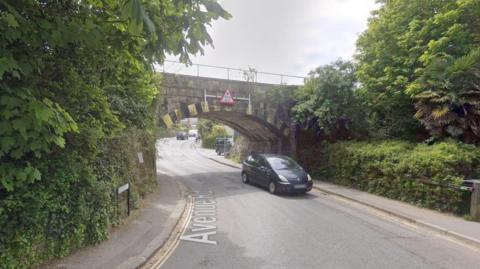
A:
142 196 194 269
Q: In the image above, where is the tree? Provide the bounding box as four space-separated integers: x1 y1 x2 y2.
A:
356 0 480 142
0 1 230 267
404 0 480 143
410 48 480 143
355 0 444 140
293 60 368 141
197 119 228 148
0 0 230 192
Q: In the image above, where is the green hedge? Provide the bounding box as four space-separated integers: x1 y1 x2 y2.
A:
318 140 480 213
0 129 157 269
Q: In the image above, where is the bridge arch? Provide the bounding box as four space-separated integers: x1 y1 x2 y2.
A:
158 73 296 154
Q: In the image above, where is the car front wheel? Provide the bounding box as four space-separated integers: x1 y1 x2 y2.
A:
268 181 277 194
242 172 249 184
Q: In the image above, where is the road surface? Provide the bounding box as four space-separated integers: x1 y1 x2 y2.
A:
155 138 480 269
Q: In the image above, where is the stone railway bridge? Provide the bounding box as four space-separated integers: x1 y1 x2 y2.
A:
158 73 299 155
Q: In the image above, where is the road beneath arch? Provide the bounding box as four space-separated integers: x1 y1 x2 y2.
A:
154 138 480 269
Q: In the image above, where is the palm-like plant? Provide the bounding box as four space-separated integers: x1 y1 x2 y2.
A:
410 49 480 143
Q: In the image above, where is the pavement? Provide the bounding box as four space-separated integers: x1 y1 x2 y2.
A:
43 140 187 269
200 143 480 251
312 181 480 249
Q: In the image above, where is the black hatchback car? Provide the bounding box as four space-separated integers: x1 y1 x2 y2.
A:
241 153 313 194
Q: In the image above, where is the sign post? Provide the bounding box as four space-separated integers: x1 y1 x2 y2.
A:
470 180 480 221
117 183 130 216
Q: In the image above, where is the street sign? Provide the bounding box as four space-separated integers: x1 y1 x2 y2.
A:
118 183 129 194
219 90 235 105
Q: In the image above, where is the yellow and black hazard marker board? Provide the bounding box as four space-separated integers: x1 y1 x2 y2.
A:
188 104 198 116
162 114 173 128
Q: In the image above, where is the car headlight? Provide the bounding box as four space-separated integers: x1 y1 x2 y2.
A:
307 174 312 182
278 175 289 182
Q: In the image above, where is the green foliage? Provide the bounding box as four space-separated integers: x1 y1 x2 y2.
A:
410 48 480 142
356 0 480 141
140 0 231 63
0 88 77 191
0 0 229 267
319 140 480 213
198 118 215 139
355 1 424 139
293 60 368 140
0 151 112 268
198 119 228 149
404 0 480 142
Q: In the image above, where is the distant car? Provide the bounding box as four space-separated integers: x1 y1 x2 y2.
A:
241 153 312 194
176 131 188 140
188 129 198 137
215 138 232 155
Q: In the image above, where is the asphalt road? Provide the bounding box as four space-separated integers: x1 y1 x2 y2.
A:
156 138 480 269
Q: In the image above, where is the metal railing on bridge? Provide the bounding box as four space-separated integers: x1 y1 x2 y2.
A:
157 60 306 85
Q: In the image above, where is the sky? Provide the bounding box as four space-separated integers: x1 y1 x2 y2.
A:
163 0 379 84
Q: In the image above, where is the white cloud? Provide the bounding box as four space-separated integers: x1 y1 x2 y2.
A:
165 0 379 83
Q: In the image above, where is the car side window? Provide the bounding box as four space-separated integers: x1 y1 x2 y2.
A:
247 155 260 166
258 157 268 168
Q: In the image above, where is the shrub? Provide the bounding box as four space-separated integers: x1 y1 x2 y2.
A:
0 128 157 269
319 140 480 213
201 124 228 149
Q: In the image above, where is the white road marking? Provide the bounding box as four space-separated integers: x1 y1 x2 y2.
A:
192 224 217 232
179 231 217 245
180 191 218 245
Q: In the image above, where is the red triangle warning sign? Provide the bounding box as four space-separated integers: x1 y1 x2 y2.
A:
219 89 235 105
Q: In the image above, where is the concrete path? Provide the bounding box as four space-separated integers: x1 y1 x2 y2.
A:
43 139 186 269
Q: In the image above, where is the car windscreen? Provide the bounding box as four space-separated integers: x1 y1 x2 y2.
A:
266 157 302 171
